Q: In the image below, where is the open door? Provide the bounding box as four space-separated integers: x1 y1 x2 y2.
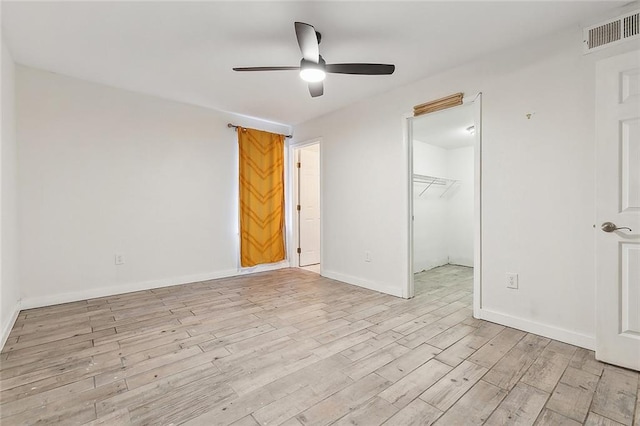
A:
297 144 320 267
595 49 640 371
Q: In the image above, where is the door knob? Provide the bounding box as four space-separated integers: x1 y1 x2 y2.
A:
601 222 632 232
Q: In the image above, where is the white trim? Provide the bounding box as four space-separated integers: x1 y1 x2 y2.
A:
471 93 483 318
21 262 289 310
403 112 413 299
1 300 22 351
237 260 290 275
477 307 595 350
322 269 404 298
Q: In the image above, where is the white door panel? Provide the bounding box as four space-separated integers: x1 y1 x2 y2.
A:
595 49 640 371
622 118 640 211
299 145 320 266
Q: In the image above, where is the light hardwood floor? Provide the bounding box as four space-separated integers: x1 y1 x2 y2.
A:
1 265 638 425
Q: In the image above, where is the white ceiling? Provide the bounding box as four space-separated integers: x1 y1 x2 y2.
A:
1 1 625 125
413 103 475 149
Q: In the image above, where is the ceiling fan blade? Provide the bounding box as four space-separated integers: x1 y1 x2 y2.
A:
233 66 300 72
309 81 323 97
295 22 319 63
326 63 395 75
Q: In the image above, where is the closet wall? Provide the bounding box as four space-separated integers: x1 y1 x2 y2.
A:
413 142 448 272
447 145 474 266
413 139 474 273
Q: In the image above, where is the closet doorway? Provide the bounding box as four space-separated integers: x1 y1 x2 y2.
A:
292 141 321 274
407 96 481 315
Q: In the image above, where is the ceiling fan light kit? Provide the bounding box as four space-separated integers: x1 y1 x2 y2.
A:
299 58 326 83
233 22 395 97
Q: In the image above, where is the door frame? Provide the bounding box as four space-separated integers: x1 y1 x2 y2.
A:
287 138 322 270
405 94 483 317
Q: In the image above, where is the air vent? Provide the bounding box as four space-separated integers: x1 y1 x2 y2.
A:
584 10 640 53
624 13 639 38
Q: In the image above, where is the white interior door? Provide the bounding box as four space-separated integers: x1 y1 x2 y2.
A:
595 49 640 371
298 145 320 266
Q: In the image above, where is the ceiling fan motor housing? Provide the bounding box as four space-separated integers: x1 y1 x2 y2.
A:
300 55 326 69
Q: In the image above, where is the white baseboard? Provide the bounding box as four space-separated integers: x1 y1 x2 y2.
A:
322 270 404 298
21 261 290 310
477 307 595 350
413 258 449 274
449 259 474 268
1 299 22 351
238 260 290 275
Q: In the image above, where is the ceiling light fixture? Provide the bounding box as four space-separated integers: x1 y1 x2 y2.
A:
300 68 326 82
299 58 326 83
466 125 475 135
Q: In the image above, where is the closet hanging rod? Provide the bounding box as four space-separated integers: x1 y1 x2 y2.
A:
412 173 456 182
227 123 292 139
440 182 458 198
419 180 438 196
412 173 459 197
414 178 447 184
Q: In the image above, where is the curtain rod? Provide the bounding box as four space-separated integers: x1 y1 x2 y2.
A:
227 123 292 139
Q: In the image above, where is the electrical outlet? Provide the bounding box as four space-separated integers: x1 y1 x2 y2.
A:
506 273 518 289
115 254 125 265
365 251 371 262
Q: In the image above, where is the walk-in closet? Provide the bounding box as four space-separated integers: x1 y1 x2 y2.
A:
412 102 476 294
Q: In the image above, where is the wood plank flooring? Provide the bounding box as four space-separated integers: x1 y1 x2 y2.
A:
0 265 638 425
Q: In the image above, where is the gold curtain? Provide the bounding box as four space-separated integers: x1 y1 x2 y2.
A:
238 128 286 267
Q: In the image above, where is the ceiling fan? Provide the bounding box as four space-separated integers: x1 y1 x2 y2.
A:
232 22 395 98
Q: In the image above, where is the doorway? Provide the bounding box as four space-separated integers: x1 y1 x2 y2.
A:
407 95 482 315
292 141 321 273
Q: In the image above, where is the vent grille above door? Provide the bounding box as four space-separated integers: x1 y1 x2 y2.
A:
624 13 639 38
584 10 640 53
588 21 621 50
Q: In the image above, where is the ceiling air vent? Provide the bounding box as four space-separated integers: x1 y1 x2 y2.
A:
584 10 640 53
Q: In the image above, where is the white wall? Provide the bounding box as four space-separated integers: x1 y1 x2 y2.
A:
413 141 448 272
16 66 291 308
1 39 20 347
446 146 474 267
293 24 639 348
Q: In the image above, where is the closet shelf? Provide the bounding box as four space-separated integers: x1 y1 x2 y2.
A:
413 174 459 197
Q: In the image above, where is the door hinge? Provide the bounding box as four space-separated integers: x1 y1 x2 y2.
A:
297 248 301 254
296 205 301 211
297 162 301 168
